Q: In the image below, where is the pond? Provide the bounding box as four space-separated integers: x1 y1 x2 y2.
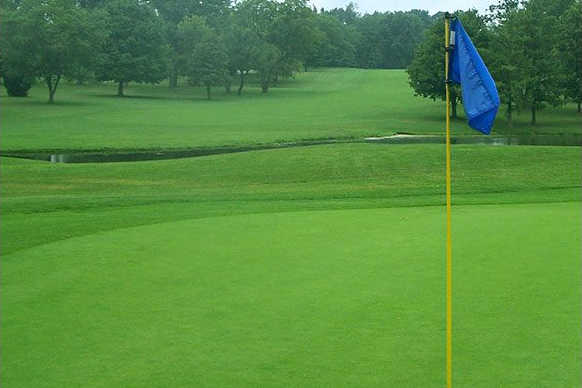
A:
364 133 582 146
2 134 580 164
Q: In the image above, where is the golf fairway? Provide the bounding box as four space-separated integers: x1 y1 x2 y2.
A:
2 203 580 387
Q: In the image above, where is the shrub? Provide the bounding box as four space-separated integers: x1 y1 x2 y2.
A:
3 74 32 97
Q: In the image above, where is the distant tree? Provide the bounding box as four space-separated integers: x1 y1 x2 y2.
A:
235 0 318 89
487 0 522 126
326 2 359 25
0 0 21 9
407 10 491 118
0 7 33 96
151 0 231 88
235 0 278 39
508 0 569 125
487 0 520 22
190 37 228 100
224 23 261 94
383 11 434 68
353 13 384 68
306 14 356 68
557 0 582 112
1 74 33 97
76 0 106 8
269 0 320 73
255 42 281 93
347 10 433 69
179 16 228 99
0 0 105 103
96 0 168 97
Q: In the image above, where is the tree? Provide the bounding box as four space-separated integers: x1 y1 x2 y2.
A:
224 23 261 95
508 0 569 125
150 0 231 88
268 0 320 73
352 10 433 69
235 0 278 39
353 13 384 68
1 73 33 97
178 16 227 99
76 0 106 8
407 10 491 118
306 14 356 68
96 0 168 97
255 42 281 93
487 0 522 127
190 36 228 99
0 7 34 97
557 0 582 112
381 11 433 69
234 0 318 89
0 0 105 103
325 2 359 25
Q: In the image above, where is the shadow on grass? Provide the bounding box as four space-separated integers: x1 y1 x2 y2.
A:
20 99 93 107
88 92 231 103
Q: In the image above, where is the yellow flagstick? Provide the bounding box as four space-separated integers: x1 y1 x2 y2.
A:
444 13 453 388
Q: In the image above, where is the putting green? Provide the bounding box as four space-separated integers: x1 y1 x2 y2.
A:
2 203 580 387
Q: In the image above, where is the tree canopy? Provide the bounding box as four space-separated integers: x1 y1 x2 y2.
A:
95 0 168 96
407 1 580 125
0 0 105 102
0 0 579 119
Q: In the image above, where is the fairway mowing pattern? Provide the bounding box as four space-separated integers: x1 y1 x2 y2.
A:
1 203 580 387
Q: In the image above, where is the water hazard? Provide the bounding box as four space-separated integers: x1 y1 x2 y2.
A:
364 133 582 146
2 134 581 164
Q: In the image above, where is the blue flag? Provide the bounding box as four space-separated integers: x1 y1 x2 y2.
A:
449 19 499 135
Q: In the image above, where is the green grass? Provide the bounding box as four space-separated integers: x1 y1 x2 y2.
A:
1 144 581 387
2 204 580 387
1 68 580 152
1 67 581 386
1 144 580 254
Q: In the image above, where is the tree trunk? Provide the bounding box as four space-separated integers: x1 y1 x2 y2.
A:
451 98 458 119
169 60 178 88
261 83 269 93
506 97 512 127
169 69 178 89
206 85 211 100
531 105 536 125
46 77 54 104
117 81 124 97
578 101 581 113
46 74 60 104
238 71 245 95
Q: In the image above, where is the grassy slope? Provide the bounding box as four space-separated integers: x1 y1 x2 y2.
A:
1 144 580 255
1 68 580 152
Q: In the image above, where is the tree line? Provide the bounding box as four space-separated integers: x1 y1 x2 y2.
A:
1 0 579 122
0 0 435 102
407 0 581 125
